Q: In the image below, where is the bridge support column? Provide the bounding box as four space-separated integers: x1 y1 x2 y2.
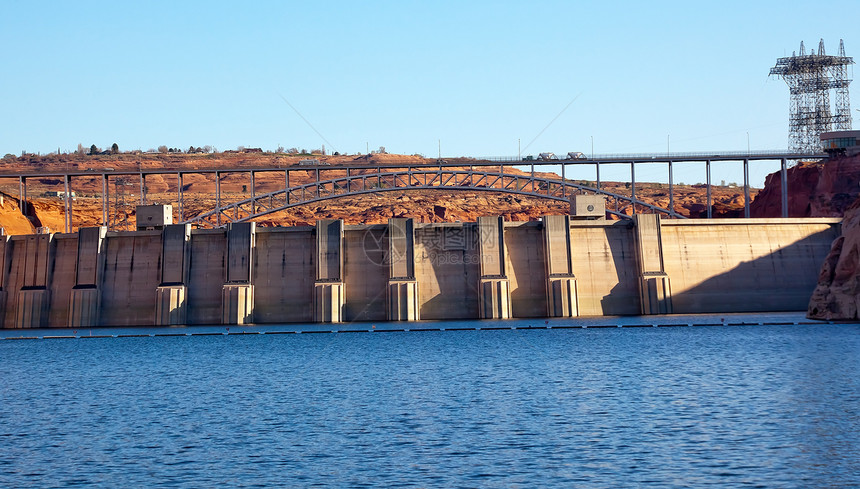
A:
387 218 419 321
15 234 53 329
477 216 511 319
221 222 255 325
634 214 673 314
69 227 107 327
155 224 191 326
314 219 345 323
543 215 578 317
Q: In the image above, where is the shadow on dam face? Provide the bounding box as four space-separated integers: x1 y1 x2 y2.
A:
665 227 837 314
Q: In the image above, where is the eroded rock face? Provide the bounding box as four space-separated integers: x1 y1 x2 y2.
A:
752 155 860 218
808 199 860 320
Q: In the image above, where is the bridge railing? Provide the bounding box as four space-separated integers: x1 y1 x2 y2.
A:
480 150 827 162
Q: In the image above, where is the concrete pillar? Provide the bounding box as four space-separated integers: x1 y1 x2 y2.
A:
69 288 100 328
15 234 54 328
388 280 418 321
156 285 187 326
222 222 255 325
480 277 511 319
155 224 191 326
314 281 345 323
477 216 511 319
17 289 50 329
634 214 673 314
387 218 419 321
548 277 577 317
314 219 345 322
222 283 254 325
543 215 578 317
68 227 107 327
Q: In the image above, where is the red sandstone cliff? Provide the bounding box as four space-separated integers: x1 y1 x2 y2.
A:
808 198 860 320
750 155 860 217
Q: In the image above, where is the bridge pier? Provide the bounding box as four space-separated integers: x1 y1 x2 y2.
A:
387 218 419 321
63 175 72 233
706 160 712 218
634 214 673 314
543 215 578 317
221 222 255 325
314 219 345 322
68 227 107 327
477 216 512 319
668 160 673 214
744 159 750 218
781 158 788 218
155 224 191 326
18 176 27 219
101 175 108 226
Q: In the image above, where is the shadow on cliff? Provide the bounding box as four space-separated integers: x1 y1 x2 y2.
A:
668 228 838 314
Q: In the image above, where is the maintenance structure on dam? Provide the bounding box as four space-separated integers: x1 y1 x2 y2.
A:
0 201 839 328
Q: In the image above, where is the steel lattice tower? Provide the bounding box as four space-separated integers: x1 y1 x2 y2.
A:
770 39 854 153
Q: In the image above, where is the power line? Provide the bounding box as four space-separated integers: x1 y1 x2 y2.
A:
521 93 582 153
278 94 338 154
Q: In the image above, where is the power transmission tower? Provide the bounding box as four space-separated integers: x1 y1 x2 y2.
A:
770 39 854 154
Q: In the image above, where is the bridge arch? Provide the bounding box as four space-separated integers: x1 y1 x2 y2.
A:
182 167 683 228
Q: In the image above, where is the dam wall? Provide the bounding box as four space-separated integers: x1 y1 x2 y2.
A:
0 216 840 328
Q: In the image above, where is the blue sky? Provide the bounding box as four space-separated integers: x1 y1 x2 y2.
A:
2 0 857 185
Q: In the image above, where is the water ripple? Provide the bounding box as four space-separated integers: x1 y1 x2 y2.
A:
0 323 858 487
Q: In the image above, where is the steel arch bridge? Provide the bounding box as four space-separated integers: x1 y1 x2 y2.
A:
182 167 683 228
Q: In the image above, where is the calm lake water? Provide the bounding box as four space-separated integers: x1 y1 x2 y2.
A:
1 314 859 488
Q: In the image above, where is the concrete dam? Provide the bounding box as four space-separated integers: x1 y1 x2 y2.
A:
0 214 840 328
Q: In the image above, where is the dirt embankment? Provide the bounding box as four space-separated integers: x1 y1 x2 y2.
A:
0 192 35 235
0 152 756 233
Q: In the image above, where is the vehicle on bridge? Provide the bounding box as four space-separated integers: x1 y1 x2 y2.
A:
538 152 557 161
298 159 329 166
567 152 586 160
